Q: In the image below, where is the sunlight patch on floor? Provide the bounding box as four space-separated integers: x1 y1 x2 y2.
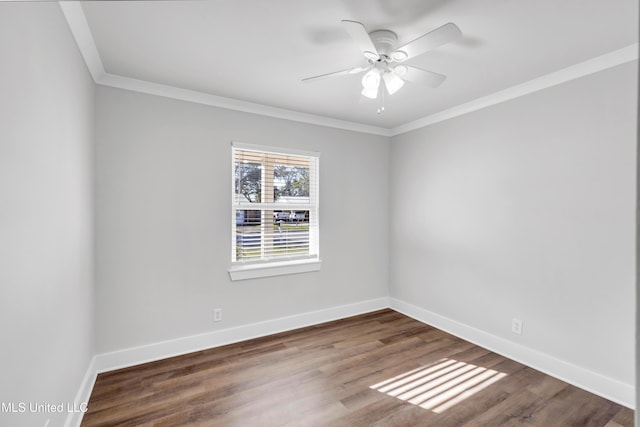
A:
370 358 507 413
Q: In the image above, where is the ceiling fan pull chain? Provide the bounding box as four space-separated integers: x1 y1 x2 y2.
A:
377 81 386 114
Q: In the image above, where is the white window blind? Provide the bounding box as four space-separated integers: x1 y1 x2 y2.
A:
232 143 319 265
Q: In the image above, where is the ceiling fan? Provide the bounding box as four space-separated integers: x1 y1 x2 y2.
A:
303 20 462 101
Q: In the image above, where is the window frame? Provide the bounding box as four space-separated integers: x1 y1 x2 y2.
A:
229 142 321 281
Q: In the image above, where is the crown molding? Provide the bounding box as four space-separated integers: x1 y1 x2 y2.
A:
59 0 637 138
59 1 105 82
57 1 390 137
98 73 392 136
390 43 639 136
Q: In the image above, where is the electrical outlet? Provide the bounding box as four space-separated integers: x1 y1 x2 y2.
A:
213 308 222 322
511 318 523 335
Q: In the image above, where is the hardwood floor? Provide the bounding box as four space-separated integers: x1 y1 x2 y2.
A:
81 309 634 426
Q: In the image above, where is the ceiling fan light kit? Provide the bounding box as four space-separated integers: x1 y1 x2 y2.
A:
383 71 404 95
393 65 408 77
303 19 462 113
362 68 381 91
361 85 380 100
390 50 409 62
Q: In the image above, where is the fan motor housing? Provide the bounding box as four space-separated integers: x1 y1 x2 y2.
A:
368 29 398 56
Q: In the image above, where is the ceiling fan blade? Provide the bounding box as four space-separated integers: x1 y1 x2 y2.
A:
301 67 367 83
400 66 446 88
392 23 461 61
341 20 380 60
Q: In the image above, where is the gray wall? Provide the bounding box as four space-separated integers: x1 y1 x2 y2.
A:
636 54 639 425
94 86 390 353
0 3 95 427
390 61 637 388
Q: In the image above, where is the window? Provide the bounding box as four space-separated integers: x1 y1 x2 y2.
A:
229 142 320 280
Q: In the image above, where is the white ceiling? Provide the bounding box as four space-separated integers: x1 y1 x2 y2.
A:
78 0 638 131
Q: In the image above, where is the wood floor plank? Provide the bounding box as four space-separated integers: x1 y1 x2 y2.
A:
81 309 634 427
612 408 636 425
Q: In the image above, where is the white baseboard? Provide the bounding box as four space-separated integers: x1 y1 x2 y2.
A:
93 297 390 374
65 297 389 426
66 295 633 426
64 356 97 427
389 297 635 409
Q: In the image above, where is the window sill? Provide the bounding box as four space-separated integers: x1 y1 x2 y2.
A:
229 258 322 281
